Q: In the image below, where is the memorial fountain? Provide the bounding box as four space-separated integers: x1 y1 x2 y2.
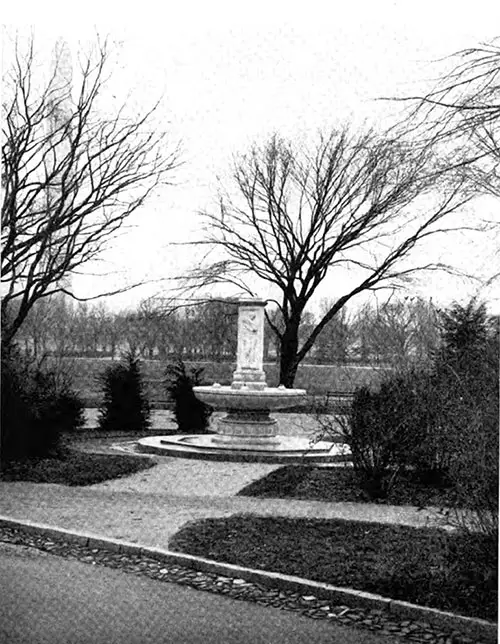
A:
138 298 350 463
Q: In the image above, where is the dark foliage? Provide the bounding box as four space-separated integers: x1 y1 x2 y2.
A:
1 345 85 461
164 358 213 433
97 351 151 433
438 300 490 368
237 465 460 508
341 374 433 499
433 301 498 550
340 299 498 504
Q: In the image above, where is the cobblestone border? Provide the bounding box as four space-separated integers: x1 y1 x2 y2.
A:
0 518 496 644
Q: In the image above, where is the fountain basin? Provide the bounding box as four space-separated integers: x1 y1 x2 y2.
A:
194 383 308 448
138 297 345 462
193 384 307 411
137 434 351 464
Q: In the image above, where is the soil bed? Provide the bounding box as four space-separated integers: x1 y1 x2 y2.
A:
170 514 497 622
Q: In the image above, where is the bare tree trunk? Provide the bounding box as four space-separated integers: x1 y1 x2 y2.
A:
279 320 300 387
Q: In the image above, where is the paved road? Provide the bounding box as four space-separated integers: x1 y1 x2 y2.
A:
0 542 395 644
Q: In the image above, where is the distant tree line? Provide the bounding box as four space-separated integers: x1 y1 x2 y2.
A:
17 293 449 367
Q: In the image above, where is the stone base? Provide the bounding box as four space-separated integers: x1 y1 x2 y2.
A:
137 435 352 464
213 412 278 447
211 434 281 448
231 369 267 390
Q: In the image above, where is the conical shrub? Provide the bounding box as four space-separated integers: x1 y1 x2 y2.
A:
98 351 151 433
164 358 212 433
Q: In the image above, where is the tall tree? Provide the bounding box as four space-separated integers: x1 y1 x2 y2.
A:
352 296 439 366
1 35 179 348
189 129 471 386
194 299 237 361
314 301 352 364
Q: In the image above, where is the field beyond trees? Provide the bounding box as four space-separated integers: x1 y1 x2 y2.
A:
53 357 389 407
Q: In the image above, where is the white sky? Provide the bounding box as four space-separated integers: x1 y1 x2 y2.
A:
3 1 500 313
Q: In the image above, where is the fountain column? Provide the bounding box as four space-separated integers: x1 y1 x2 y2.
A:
212 298 279 447
137 296 350 461
231 298 267 390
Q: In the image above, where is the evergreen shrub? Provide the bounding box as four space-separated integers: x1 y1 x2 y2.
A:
435 301 498 553
97 351 151 433
1 346 85 461
164 358 213 433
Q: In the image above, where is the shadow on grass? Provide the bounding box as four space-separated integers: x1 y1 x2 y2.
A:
170 514 497 623
0 450 155 486
238 465 460 508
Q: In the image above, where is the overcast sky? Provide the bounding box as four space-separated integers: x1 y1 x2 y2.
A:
3 1 500 312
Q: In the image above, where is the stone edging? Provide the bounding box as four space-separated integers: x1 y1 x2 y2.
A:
0 516 496 644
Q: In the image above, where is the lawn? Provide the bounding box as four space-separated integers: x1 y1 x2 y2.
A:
48 356 387 406
169 514 497 622
0 450 155 486
237 465 460 508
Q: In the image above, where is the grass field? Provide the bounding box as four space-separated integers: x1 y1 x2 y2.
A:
52 357 389 407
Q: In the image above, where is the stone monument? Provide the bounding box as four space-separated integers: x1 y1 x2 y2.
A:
137 297 350 463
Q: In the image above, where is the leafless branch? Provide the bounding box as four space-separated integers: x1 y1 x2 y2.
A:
1 34 180 346
185 128 476 385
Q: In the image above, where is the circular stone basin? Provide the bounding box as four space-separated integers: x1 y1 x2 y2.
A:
137 434 351 464
193 385 307 411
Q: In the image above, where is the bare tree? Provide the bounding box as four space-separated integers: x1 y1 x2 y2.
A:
135 297 165 359
193 299 237 362
393 40 500 299
397 39 500 197
15 295 54 357
352 296 439 367
189 128 472 386
314 301 353 364
1 35 179 349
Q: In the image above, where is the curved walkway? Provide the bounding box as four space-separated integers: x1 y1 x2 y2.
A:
0 451 450 551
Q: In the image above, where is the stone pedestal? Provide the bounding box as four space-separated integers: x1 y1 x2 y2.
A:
231 298 267 390
211 409 280 448
194 297 306 451
140 296 347 463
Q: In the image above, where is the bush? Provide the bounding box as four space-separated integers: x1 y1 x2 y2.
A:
164 358 213 433
338 367 458 498
97 351 151 433
1 346 85 461
340 298 498 522
431 301 498 552
397 374 455 486
341 373 431 499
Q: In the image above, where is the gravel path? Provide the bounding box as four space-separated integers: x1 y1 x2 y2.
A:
0 436 489 644
0 454 449 549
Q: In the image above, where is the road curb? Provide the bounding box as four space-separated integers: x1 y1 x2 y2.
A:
0 516 496 643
